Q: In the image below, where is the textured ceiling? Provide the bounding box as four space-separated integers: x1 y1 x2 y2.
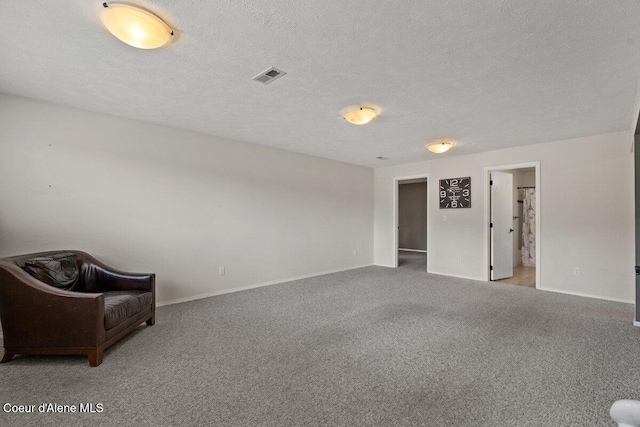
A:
2 1 640 167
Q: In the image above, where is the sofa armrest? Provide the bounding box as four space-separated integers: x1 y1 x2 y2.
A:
0 263 105 348
77 252 155 294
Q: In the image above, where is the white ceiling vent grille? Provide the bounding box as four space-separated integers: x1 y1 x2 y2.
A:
252 67 286 85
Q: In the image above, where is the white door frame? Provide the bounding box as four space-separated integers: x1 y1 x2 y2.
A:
393 173 430 268
484 162 541 288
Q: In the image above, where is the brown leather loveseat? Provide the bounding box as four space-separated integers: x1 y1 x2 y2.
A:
0 250 155 366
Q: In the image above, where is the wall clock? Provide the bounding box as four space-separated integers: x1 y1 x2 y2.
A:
439 177 471 208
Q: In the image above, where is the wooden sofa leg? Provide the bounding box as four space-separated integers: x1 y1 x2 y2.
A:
1 352 15 363
146 312 155 326
88 348 103 367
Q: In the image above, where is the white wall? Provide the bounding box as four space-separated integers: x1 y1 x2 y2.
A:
375 131 635 302
523 170 535 187
0 94 374 304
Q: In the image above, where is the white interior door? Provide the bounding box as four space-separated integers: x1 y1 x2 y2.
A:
491 172 513 280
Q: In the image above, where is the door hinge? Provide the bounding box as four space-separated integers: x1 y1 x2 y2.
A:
490 222 493 228
490 265 493 271
490 180 493 185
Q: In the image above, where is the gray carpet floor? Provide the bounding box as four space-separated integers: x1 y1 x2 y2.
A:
1 251 638 426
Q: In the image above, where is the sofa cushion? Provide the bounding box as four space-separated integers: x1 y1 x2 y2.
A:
103 291 153 330
24 253 79 290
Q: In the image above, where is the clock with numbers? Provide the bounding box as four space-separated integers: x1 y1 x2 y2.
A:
439 177 471 208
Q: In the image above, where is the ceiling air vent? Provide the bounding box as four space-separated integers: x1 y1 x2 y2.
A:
252 67 286 85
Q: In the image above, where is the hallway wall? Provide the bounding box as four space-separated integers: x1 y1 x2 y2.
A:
398 182 428 250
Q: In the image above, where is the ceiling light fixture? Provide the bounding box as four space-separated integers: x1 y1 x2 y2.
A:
426 140 453 154
343 107 377 125
101 3 174 49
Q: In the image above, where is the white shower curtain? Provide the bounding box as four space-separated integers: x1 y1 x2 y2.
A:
521 189 536 267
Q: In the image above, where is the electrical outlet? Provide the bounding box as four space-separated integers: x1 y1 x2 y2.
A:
443 215 447 222
457 256 462 263
354 250 358 256
219 267 225 276
573 267 580 276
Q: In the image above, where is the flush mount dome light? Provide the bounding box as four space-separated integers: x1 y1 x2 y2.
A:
343 107 377 125
101 2 174 49
426 140 453 154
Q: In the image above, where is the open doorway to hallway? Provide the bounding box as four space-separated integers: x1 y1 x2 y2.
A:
396 177 428 271
487 163 540 288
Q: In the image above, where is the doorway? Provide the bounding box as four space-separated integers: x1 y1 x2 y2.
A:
485 163 540 288
393 174 429 270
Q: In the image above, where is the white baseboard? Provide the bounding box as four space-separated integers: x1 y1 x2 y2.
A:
374 264 486 282
427 270 487 282
398 248 427 253
633 320 640 328
419 274 634 306
157 264 373 307
540 287 634 305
